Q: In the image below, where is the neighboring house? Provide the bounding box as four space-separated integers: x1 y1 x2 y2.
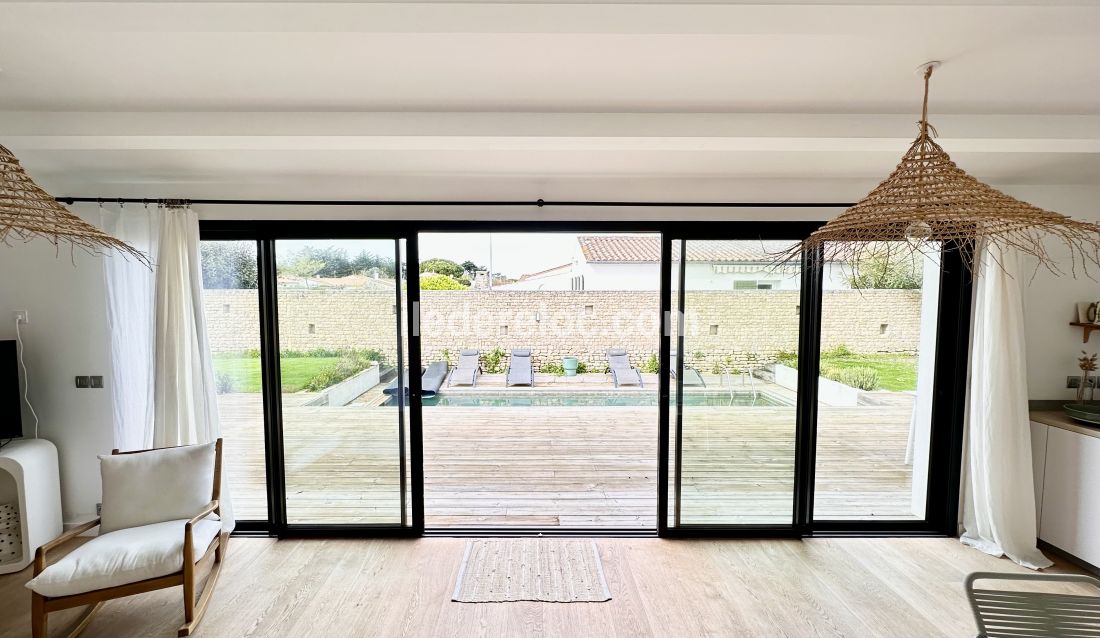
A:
499 236 850 291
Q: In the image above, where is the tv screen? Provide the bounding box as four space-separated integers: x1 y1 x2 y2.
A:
0 341 22 440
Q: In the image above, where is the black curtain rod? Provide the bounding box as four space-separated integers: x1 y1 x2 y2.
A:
54 197 851 208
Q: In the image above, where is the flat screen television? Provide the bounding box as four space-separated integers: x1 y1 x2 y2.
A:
0 341 22 440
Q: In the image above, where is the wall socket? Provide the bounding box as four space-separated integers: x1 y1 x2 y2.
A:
13 310 28 324
74 376 104 389
1067 375 1098 389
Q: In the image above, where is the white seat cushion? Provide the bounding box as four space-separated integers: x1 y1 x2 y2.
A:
99 442 216 534
25 519 221 598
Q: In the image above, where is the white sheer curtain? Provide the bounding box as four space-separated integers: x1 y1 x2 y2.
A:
102 205 160 452
103 204 233 531
960 243 1050 569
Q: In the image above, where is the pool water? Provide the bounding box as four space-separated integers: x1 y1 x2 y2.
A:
388 391 791 407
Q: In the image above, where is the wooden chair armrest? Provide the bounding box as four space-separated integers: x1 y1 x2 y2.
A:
183 501 220 567
185 500 220 529
35 518 101 576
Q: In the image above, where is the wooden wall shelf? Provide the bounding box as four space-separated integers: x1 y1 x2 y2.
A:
1071 322 1100 343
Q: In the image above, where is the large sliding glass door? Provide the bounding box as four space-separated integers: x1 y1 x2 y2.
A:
272 236 414 530
200 218 969 538
665 238 804 530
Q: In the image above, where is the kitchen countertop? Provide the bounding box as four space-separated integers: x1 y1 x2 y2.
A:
1030 410 1100 440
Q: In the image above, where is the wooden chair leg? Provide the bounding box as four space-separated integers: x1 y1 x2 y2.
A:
182 568 195 627
61 602 104 638
215 532 228 563
31 593 46 638
178 538 227 637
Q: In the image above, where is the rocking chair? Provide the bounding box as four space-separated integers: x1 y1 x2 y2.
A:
26 439 228 638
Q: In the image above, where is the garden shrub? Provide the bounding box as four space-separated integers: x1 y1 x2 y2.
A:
215 371 236 395
827 366 880 391
482 347 507 374
302 349 387 391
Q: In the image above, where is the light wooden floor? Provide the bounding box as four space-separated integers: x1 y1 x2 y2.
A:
1 537 1091 638
220 394 918 527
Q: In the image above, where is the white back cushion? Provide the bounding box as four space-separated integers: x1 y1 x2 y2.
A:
99 442 216 533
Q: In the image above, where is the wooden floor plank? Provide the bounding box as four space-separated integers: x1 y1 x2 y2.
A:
1 537 1090 638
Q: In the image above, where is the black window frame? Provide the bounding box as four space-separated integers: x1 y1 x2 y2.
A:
200 214 971 539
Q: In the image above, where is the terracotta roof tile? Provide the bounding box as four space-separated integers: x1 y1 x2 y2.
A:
577 236 798 263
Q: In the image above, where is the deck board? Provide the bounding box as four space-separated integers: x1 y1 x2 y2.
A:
217 392 918 527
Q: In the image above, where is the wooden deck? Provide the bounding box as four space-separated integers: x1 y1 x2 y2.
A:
218 392 918 527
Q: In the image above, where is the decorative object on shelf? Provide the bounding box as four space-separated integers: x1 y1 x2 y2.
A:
1080 302 1097 324
773 62 1100 275
1077 351 1097 404
1094 300 1100 324
0 143 148 265
1062 402 1100 426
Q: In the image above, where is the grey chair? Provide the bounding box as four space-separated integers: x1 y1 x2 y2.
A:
607 348 643 388
382 361 449 397
506 349 534 387
671 352 706 387
448 349 481 387
965 571 1100 637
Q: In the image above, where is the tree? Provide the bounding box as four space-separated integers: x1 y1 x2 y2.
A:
297 246 353 278
460 260 482 276
847 253 922 289
420 258 465 279
201 242 258 289
284 257 325 289
419 273 467 290
352 251 396 278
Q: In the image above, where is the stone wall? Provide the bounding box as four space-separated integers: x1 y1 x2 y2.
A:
203 288 924 371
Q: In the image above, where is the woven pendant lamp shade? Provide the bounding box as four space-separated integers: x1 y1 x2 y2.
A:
784 65 1100 274
0 143 148 265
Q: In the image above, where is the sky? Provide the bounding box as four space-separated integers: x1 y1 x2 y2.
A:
275 233 639 278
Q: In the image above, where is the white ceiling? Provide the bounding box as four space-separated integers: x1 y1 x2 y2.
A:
1 1 1098 205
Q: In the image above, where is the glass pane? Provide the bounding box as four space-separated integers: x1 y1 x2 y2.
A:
814 244 940 520
200 240 267 521
673 239 802 526
276 239 408 525
418 232 660 529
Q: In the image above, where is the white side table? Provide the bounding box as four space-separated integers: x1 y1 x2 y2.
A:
0 438 64 574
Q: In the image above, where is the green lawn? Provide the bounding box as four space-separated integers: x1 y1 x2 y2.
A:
213 357 342 393
822 354 917 392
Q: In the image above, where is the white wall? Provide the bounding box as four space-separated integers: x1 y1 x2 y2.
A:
0 204 113 523
1006 185 1100 401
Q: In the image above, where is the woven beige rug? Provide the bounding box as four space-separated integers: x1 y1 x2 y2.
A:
452 539 611 603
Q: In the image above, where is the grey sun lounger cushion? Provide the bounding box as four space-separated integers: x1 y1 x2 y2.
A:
506 349 533 387
671 353 706 387
382 361 448 397
607 348 643 388
449 349 482 387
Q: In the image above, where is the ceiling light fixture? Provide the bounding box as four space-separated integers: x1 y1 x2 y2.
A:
778 61 1100 275
0 143 148 266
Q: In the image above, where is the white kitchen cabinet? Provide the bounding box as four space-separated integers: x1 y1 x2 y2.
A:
1029 420 1048 530
1038 424 1100 568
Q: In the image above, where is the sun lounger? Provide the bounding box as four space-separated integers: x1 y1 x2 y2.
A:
448 349 482 387
382 361 448 397
506 349 534 386
672 352 706 387
607 348 643 388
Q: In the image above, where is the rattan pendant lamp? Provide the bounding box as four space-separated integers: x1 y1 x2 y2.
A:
0 143 148 265
782 62 1100 274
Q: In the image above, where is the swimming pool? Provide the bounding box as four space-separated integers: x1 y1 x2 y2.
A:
387 390 791 407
